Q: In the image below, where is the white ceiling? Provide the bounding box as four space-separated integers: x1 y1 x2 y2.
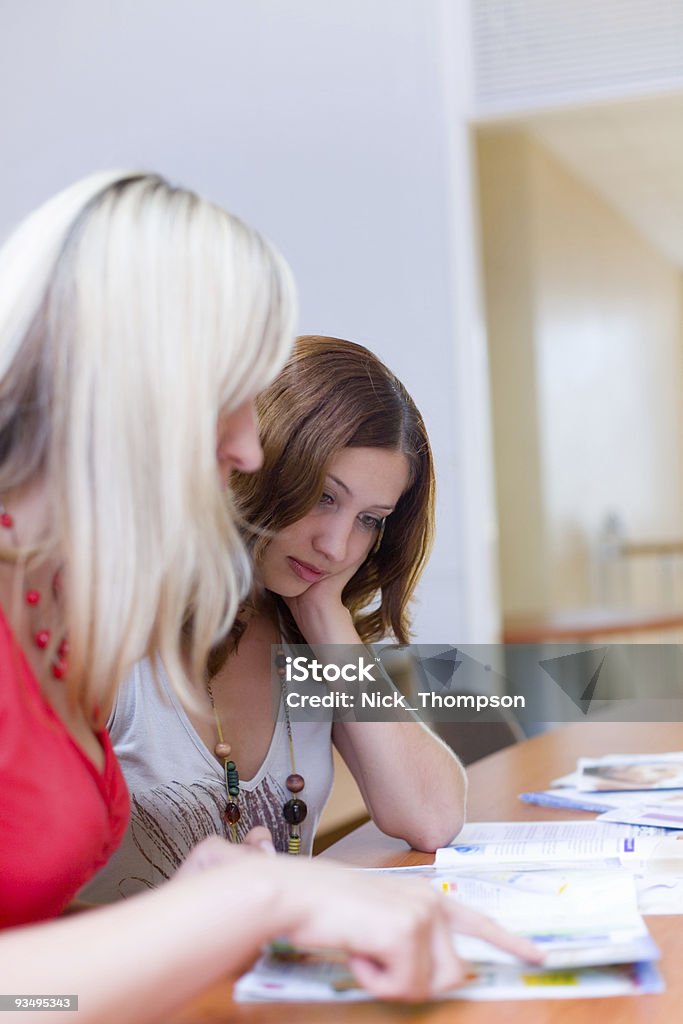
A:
514 91 683 268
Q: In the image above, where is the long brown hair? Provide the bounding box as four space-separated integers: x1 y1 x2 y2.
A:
232 335 435 644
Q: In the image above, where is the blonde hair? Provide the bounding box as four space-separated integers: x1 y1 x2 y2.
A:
0 171 296 716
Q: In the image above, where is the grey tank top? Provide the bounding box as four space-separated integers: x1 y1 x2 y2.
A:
82 657 334 902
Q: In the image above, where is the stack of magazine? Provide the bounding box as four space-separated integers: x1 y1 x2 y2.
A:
235 820 668 1002
520 751 683 913
521 751 683 830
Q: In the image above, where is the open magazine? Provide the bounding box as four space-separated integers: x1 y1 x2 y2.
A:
235 862 663 1002
234 950 662 1002
434 820 683 872
436 821 683 913
518 765 683 911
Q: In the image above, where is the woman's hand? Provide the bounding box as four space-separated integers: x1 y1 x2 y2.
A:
176 839 542 1001
276 858 543 1000
176 831 275 878
242 826 276 854
283 559 364 646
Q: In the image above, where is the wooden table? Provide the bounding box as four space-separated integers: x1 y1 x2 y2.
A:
170 721 683 1023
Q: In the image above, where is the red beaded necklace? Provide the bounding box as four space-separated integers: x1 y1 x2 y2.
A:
0 501 68 679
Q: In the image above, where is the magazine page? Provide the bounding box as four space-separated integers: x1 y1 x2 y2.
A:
373 866 658 969
599 791 683 829
434 821 674 871
519 785 659 814
576 753 683 792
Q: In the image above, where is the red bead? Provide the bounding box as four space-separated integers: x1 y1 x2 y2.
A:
57 638 69 658
25 589 41 606
286 773 305 794
0 512 13 528
34 629 50 649
51 659 67 680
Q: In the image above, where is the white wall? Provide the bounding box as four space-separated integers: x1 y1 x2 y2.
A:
0 1 498 642
479 128 683 616
533 138 683 609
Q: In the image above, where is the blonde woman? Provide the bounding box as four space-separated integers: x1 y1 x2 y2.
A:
0 172 540 1022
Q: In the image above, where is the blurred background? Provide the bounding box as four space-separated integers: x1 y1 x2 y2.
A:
3 0 683 649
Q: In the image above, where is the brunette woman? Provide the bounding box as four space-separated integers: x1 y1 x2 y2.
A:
88 336 467 897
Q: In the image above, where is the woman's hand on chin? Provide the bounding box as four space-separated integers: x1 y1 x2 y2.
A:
283 565 362 646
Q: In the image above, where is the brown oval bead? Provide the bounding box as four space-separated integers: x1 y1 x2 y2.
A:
214 742 232 759
224 802 241 825
286 773 305 794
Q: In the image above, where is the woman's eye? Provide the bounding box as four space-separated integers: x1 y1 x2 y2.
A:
359 514 383 531
319 492 335 506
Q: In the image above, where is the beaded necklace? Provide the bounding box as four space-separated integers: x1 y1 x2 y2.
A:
0 501 68 679
206 644 308 854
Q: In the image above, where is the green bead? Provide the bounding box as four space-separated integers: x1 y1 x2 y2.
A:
226 763 240 792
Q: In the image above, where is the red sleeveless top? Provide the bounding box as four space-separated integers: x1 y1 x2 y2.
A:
0 606 130 926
